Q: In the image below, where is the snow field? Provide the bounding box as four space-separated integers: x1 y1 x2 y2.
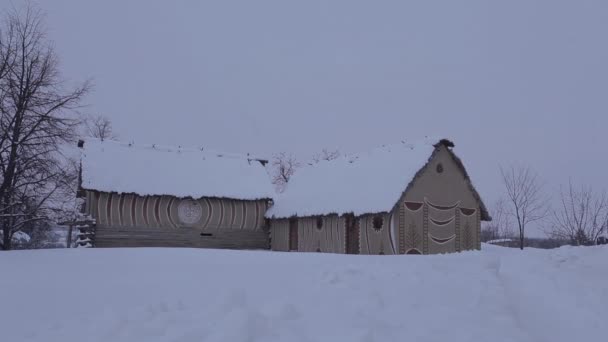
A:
0 245 606 342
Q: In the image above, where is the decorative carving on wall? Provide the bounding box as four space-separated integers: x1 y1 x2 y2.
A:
455 208 461 252
429 234 456 244
423 204 429 253
405 219 421 251
424 198 461 211
404 201 423 211
430 217 455 226
177 199 203 225
462 221 473 250
88 191 267 231
459 208 477 216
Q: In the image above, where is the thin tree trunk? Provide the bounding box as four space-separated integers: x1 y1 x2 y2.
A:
1 227 10 250
66 224 73 248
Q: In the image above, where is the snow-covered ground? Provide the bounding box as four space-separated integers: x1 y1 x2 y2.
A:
1 245 606 342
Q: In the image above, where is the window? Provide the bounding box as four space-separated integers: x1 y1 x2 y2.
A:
436 163 444 174
316 217 323 230
372 215 383 231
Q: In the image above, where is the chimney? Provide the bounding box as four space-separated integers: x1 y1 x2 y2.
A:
434 139 455 149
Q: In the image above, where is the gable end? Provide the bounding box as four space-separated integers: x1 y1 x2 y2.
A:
394 145 491 221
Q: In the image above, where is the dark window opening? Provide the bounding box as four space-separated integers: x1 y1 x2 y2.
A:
436 163 444 174
316 217 323 230
372 215 383 231
200 232 213 237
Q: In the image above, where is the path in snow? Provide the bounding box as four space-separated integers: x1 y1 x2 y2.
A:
0 245 606 342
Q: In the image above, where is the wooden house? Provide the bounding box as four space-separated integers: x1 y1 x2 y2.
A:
79 139 274 249
266 139 491 255
79 138 490 254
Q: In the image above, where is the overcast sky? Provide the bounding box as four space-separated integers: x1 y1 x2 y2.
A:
3 0 608 236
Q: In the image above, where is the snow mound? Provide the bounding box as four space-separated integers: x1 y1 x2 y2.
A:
81 139 275 201
0 230 31 244
267 140 436 218
1 245 606 341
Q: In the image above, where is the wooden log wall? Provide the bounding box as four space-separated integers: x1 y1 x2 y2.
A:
269 201 480 255
297 216 347 253
270 219 290 251
85 190 268 230
358 212 396 255
84 190 270 250
94 226 269 249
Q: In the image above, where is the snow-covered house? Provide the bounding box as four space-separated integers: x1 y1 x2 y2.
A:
79 139 274 249
266 139 491 255
79 138 490 254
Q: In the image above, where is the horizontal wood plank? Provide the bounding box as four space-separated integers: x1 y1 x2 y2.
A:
93 225 269 250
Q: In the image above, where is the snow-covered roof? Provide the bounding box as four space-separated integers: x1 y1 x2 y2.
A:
267 138 490 220
81 139 274 201
266 140 437 219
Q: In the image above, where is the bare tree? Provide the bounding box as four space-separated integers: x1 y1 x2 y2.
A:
312 148 340 163
481 198 514 242
547 181 608 245
0 4 89 250
271 152 300 193
52 157 83 248
84 114 116 140
500 165 548 250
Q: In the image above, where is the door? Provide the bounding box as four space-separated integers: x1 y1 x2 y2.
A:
289 218 298 251
345 215 360 254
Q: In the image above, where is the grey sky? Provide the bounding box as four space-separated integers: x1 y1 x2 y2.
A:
4 0 608 236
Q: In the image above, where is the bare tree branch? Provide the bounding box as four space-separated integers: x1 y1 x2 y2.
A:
0 3 89 250
271 152 300 193
546 180 608 245
84 114 116 140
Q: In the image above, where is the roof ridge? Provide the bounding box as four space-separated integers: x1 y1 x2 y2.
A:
81 138 269 164
303 137 442 168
